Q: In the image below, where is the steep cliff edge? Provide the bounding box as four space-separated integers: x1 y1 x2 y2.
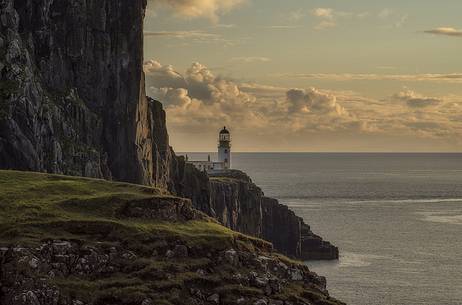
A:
0 170 345 305
0 0 154 185
207 171 339 260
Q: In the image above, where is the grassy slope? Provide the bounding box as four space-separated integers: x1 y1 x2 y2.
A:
0 170 342 305
0 170 256 249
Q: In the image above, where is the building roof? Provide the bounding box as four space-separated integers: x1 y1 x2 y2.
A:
220 126 230 134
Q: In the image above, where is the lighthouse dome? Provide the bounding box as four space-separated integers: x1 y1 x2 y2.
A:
220 127 230 134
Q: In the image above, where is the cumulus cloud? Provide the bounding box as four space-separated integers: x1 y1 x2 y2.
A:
424 27 462 37
144 60 187 89
392 90 442 108
311 8 336 29
286 88 348 116
149 0 246 22
144 60 366 135
144 60 462 150
312 8 334 20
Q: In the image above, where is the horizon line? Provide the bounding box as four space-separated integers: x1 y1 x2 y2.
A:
177 151 462 154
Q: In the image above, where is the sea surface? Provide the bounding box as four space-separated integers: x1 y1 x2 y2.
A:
186 153 462 305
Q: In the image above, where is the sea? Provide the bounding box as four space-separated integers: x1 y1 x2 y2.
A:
185 153 462 305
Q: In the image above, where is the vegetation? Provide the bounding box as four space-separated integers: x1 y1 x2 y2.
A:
0 170 341 305
0 170 247 249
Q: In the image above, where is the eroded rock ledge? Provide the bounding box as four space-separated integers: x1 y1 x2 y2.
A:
207 170 339 260
0 240 341 305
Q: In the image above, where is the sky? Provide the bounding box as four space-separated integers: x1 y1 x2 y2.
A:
144 0 462 152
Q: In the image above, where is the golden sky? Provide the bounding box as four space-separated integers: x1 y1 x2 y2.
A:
144 0 462 152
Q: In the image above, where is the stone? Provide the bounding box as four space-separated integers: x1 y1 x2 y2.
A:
207 294 220 304
174 245 188 258
196 269 207 276
121 251 137 260
141 299 154 305
24 291 40 305
165 250 175 259
28 257 39 269
224 249 239 266
254 299 268 305
288 269 303 281
252 275 269 288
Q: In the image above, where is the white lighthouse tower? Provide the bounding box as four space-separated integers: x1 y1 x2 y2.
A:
218 126 231 169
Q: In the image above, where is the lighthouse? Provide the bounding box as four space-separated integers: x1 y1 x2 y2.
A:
218 126 231 169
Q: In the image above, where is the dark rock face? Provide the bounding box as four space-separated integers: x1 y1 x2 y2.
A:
209 175 263 236
261 197 302 258
118 196 204 222
262 197 339 260
205 170 339 260
0 0 153 184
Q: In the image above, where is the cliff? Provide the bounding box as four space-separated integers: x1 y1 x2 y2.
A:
207 171 339 260
0 0 338 261
0 0 160 185
0 170 345 305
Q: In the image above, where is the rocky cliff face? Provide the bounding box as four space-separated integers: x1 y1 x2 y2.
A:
207 171 339 260
262 197 339 260
0 0 156 185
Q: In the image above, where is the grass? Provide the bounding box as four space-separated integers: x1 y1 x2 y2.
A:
0 170 254 249
0 170 342 305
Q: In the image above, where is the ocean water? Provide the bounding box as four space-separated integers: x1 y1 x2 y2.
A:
186 153 462 305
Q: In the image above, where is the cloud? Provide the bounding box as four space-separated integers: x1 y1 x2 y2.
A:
276 73 462 83
143 30 233 45
424 27 462 37
149 0 246 22
144 30 220 39
311 8 334 20
314 21 336 30
288 9 306 22
378 8 393 19
213 24 236 28
145 60 363 135
286 88 348 116
310 7 375 30
145 60 462 149
392 90 442 108
144 60 187 89
311 8 336 30
230 57 271 63
264 25 301 29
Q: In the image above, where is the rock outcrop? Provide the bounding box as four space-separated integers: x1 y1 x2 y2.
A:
262 197 339 260
208 171 339 260
0 240 342 305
